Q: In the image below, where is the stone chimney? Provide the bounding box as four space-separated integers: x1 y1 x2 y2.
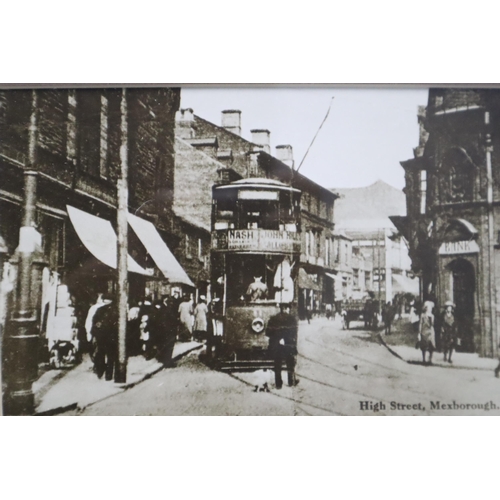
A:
275 144 294 168
251 129 271 154
176 108 196 139
221 110 241 136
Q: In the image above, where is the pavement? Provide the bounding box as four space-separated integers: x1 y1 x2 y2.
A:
33 341 203 415
376 318 499 372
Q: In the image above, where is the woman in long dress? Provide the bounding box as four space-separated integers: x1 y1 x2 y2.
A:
178 296 194 342
193 296 208 342
441 301 457 363
419 300 436 365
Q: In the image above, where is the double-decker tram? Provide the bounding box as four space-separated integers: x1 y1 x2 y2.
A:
208 178 301 371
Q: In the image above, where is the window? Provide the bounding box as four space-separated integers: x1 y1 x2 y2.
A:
325 237 330 267
78 90 101 175
334 239 339 263
305 231 310 256
67 90 77 161
441 148 474 202
198 238 203 260
99 95 109 178
353 269 359 289
419 170 427 214
185 234 192 259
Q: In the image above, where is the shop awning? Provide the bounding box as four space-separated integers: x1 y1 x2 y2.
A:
67 205 152 275
298 268 322 291
127 212 195 287
392 273 419 295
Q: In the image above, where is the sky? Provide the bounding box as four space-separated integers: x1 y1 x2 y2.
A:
180 87 429 190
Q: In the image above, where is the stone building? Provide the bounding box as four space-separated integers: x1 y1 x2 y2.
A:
174 108 338 316
0 87 190 362
397 89 500 357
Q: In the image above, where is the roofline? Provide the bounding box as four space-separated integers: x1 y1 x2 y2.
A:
193 114 338 201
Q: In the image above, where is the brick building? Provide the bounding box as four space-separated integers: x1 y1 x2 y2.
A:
0 87 190 362
174 108 338 316
396 88 500 357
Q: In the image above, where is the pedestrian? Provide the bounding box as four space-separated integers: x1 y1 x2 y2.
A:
441 301 457 363
206 297 223 360
91 293 117 380
418 300 436 365
305 305 312 324
383 301 395 335
326 303 332 320
409 300 420 333
178 295 194 342
139 297 155 359
127 299 141 356
154 296 177 367
85 292 106 360
193 295 208 342
266 303 299 389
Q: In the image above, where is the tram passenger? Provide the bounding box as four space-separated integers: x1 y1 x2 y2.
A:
266 303 299 389
246 276 268 302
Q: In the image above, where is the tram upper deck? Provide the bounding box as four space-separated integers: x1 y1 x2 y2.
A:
211 178 302 254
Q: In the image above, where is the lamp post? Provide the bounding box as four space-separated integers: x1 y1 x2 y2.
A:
4 90 46 415
115 88 129 383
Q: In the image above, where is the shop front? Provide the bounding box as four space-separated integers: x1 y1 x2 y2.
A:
436 220 481 354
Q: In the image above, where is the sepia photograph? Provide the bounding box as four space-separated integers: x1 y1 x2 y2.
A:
1 85 500 416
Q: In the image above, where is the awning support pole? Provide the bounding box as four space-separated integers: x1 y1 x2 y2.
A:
115 88 129 383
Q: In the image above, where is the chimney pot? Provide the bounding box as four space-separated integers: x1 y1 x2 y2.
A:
251 129 271 154
176 108 196 139
221 110 241 136
275 144 294 168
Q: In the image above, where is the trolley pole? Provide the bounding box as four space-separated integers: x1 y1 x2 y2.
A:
115 88 129 383
4 90 46 415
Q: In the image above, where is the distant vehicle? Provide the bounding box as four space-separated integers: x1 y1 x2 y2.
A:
341 298 379 330
208 178 302 371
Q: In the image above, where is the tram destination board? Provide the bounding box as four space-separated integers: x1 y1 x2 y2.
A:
212 229 301 253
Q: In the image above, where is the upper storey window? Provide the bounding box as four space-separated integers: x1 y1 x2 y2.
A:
441 148 474 202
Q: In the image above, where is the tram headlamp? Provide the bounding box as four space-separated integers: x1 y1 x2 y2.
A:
251 318 265 333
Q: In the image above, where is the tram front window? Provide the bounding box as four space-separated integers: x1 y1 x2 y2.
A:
224 254 296 305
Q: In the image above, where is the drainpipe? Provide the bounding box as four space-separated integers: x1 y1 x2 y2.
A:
485 111 497 357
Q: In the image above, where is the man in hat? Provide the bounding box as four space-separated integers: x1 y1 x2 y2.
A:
91 293 117 380
266 303 299 389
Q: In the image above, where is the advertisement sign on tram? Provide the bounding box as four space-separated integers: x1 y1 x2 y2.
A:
212 229 301 253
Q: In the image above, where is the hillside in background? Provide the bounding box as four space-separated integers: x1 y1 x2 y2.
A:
331 180 406 230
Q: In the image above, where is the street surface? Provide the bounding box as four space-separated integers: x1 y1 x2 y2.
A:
63 318 500 416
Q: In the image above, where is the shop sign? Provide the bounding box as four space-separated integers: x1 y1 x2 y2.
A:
212 229 301 253
438 240 479 255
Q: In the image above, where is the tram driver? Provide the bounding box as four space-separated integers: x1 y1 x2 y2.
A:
246 276 269 302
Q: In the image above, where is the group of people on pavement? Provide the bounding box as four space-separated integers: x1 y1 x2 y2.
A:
410 299 458 365
84 291 211 381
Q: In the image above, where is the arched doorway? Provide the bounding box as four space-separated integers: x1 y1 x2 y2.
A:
447 258 475 352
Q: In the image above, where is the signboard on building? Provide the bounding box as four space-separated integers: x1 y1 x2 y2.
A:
438 240 480 255
212 229 301 253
